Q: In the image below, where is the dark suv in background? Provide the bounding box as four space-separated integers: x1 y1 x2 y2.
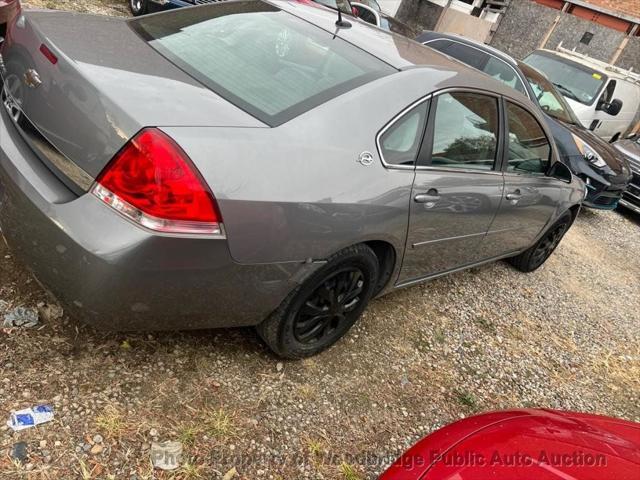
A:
613 135 640 214
418 31 632 210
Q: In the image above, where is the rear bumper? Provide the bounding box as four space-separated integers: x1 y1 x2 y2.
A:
0 107 308 331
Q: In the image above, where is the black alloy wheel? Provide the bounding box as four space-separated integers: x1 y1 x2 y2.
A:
509 211 573 272
257 244 379 359
293 267 365 345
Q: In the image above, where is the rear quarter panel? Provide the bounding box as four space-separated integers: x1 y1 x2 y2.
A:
162 69 451 266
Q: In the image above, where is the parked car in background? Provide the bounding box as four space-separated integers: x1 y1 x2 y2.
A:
418 32 631 210
523 47 640 143
0 1 584 358
381 409 640 479
614 135 640 214
0 0 19 39
351 2 416 37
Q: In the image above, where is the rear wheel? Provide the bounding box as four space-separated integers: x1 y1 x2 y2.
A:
508 211 573 272
129 0 148 16
257 244 379 359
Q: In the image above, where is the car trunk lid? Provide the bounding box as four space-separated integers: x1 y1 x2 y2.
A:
0 11 265 193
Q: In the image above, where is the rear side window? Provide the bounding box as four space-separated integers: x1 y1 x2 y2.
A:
130 1 395 126
506 102 551 175
379 101 429 167
429 92 499 171
432 41 488 70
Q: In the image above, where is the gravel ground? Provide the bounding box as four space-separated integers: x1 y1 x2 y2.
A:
2 2 640 478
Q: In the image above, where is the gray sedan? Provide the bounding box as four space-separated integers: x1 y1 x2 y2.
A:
0 0 584 358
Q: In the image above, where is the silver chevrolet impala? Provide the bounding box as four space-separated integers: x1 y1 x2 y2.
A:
0 0 584 358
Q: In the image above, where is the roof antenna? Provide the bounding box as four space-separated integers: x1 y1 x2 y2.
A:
335 8 351 29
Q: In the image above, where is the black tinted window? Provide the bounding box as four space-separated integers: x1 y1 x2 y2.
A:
379 101 429 167
506 103 551 174
444 42 487 70
430 93 499 171
130 1 394 126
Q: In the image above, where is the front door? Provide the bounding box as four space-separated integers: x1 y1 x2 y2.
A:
482 101 558 257
399 91 504 284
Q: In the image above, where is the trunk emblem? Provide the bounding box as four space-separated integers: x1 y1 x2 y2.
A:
24 69 42 89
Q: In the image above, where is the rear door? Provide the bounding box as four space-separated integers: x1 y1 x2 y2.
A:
482 100 559 257
398 90 505 284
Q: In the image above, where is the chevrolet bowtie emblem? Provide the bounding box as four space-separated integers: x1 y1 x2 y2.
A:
24 69 42 89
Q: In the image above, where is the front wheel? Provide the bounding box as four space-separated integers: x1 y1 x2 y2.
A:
257 244 379 359
129 0 148 16
508 211 573 272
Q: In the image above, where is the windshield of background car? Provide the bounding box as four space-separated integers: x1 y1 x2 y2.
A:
130 1 395 126
520 63 581 125
523 52 606 106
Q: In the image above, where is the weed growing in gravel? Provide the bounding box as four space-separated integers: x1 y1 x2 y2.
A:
455 390 478 409
339 462 363 480
205 408 235 439
179 461 204 479
178 424 201 446
307 439 324 457
95 405 128 438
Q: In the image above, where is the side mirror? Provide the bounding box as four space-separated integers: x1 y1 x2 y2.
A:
547 161 572 182
606 99 623 116
597 98 623 116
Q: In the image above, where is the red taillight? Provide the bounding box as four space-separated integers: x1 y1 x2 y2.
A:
39 44 58 65
92 128 222 235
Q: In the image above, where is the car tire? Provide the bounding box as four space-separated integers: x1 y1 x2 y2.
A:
257 244 379 359
508 211 573 273
129 0 148 16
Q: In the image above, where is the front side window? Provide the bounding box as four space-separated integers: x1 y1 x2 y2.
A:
506 103 551 175
130 1 394 126
430 92 499 171
379 101 429 167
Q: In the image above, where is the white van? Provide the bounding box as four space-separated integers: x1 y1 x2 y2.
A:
523 47 640 143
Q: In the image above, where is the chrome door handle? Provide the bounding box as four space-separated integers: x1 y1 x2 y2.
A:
414 189 440 204
505 190 522 201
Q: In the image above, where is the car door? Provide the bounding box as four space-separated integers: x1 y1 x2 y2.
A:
397 90 505 284
481 100 559 257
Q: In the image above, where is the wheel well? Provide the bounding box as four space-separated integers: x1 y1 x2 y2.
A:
364 241 396 296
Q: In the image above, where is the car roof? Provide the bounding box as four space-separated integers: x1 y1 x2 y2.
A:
418 31 519 66
535 49 640 86
271 0 530 100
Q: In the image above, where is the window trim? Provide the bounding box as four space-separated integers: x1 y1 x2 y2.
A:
501 98 554 177
375 95 432 170
416 87 504 176
422 38 530 100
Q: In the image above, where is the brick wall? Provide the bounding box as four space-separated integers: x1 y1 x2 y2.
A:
582 0 640 17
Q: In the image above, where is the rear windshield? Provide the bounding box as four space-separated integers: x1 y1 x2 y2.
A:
130 1 395 126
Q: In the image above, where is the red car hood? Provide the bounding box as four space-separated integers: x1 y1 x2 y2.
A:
381 409 640 480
